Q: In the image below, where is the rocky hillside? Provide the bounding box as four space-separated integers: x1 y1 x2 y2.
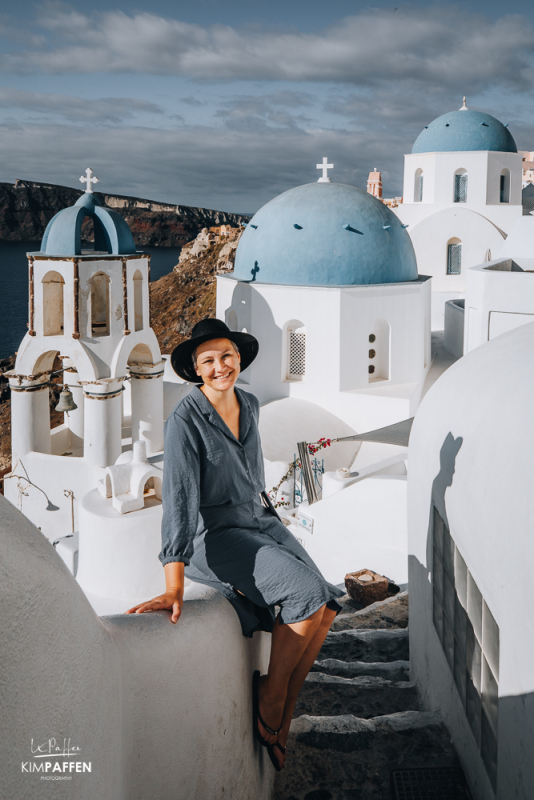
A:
0 225 245 474
0 180 248 246
150 224 244 352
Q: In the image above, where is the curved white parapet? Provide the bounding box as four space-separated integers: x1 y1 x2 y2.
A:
0 494 272 800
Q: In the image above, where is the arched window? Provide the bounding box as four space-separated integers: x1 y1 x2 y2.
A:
447 238 462 275
414 168 424 203
285 321 306 380
133 269 143 332
89 272 110 336
368 320 390 382
42 271 64 336
454 169 468 203
500 169 510 203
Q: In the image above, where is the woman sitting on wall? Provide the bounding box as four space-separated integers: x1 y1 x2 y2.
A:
126 318 343 771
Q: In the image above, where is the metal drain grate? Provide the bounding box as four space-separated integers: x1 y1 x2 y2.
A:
391 767 471 799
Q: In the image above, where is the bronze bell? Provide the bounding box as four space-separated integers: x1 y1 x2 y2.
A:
55 384 78 414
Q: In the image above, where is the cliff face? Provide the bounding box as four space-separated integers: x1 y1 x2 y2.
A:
0 180 249 247
150 225 244 353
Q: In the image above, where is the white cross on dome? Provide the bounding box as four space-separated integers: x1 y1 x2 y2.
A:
80 167 100 193
316 157 333 183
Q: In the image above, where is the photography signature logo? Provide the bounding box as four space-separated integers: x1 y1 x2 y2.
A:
21 738 91 778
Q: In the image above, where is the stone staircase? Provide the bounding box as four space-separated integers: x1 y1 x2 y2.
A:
274 592 462 800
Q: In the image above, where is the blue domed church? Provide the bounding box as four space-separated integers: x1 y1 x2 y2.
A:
217 164 431 431
394 99 524 329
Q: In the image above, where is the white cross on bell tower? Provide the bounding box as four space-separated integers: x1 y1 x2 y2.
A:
316 157 334 183
80 167 100 193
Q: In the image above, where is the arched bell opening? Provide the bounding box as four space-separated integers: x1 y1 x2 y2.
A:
89 272 111 336
81 216 95 251
133 269 144 332
42 271 65 336
20 350 84 457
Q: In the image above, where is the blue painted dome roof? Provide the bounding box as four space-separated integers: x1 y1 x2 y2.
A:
412 109 517 154
233 182 418 287
41 192 136 256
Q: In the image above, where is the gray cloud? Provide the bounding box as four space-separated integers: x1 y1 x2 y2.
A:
0 120 402 213
0 86 163 123
214 95 313 132
1 5 533 100
181 96 207 107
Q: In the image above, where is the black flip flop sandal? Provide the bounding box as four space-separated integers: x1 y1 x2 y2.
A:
267 741 286 772
252 670 280 747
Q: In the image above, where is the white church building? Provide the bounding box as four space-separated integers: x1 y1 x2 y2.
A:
394 99 524 329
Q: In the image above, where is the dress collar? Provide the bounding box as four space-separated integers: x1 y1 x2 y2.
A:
191 384 252 444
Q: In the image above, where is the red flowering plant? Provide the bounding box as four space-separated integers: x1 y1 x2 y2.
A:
268 438 332 508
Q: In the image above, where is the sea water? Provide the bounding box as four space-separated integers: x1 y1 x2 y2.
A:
0 243 182 359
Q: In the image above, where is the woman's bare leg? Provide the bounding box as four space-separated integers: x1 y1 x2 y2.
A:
271 606 338 768
257 605 326 745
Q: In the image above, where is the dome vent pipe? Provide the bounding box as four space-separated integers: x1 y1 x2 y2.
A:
343 224 364 235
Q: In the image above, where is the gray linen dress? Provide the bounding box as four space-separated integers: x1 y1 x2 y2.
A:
159 385 344 637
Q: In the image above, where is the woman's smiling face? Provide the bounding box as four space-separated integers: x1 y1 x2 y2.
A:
194 337 241 392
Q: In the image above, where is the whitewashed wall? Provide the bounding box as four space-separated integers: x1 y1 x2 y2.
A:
408 322 534 800
0 494 273 800
217 275 431 432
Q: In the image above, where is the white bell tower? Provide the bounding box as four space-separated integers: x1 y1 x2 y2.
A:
5 172 164 538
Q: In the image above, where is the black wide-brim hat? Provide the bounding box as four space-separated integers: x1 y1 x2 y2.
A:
170 317 259 383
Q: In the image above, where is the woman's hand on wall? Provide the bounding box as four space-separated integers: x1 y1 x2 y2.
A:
124 590 183 624
125 561 185 624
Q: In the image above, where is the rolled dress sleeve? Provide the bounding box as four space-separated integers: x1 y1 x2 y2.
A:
159 410 201 567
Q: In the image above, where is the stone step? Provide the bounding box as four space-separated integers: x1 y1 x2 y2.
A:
332 591 409 632
274 711 461 800
312 658 410 682
319 627 409 663
294 673 421 719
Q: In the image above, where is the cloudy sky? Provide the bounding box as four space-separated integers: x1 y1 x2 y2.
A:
0 0 533 213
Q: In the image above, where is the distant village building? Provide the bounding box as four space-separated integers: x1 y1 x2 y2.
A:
366 168 382 199
518 149 534 186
